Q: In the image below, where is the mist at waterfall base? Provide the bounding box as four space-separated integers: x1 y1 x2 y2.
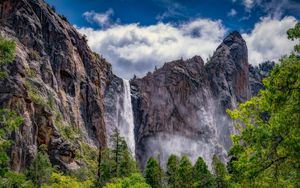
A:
138 102 233 170
134 90 235 170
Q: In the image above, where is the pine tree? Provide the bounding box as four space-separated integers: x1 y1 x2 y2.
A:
178 156 193 188
119 139 137 177
193 156 215 188
97 148 113 187
110 128 123 177
166 154 179 188
145 157 162 188
212 155 228 188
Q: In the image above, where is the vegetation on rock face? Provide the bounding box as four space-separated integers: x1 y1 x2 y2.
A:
227 22 300 187
0 37 16 65
0 109 24 176
0 37 16 78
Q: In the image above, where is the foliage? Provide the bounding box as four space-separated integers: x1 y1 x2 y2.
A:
193 156 215 188
24 80 48 107
96 128 138 187
42 172 93 188
212 155 228 188
0 37 16 65
96 148 114 187
166 154 179 188
0 37 16 78
104 173 151 188
29 49 41 61
0 171 34 188
25 66 37 77
287 22 300 52
145 157 163 188
0 109 24 176
226 23 300 187
177 156 193 188
75 142 98 181
109 128 137 178
26 150 53 187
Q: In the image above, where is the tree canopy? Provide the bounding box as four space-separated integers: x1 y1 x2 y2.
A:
227 22 300 187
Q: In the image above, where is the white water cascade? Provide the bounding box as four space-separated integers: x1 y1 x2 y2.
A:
118 79 136 158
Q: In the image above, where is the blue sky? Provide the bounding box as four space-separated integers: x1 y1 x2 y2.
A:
46 0 300 79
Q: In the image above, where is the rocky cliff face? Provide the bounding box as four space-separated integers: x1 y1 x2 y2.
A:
131 32 252 169
0 0 112 171
0 0 273 174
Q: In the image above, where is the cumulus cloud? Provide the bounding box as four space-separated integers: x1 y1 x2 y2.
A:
76 13 297 79
227 9 237 17
243 16 298 65
83 9 114 28
77 19 226 79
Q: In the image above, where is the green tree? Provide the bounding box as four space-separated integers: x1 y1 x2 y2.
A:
0 109 23 176
166 155 179 188
97 148 114 187
145 157 163 188
0 171 34 188
193 157 215 188
119 140 137 177
27 149 53 188
212 155 228 188
42 172 93 188
227 23 300 187
177 156 193 188
287 22 300 52
104 173 151 188
97 129 137 187
110 128 137 178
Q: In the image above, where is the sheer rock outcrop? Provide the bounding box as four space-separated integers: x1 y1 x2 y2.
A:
0 0 112 171
131 32 251 169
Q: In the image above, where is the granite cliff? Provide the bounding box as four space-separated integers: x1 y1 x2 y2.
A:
130 32 272 169
0 0 113 172
0 0 273 174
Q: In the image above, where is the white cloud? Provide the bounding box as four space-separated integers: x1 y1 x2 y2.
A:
83 9 114 28
243 16 298 65
227 9 237 17
76 19 226 79
76 14 298 79
243 0 255 10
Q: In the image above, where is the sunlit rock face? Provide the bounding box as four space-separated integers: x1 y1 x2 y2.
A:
131 32 251 169
0 0 111 171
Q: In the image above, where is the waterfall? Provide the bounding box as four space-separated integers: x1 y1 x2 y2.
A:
119 79 136 158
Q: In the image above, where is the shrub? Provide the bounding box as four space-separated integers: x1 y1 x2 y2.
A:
0 37 16 65
29 49 41 61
